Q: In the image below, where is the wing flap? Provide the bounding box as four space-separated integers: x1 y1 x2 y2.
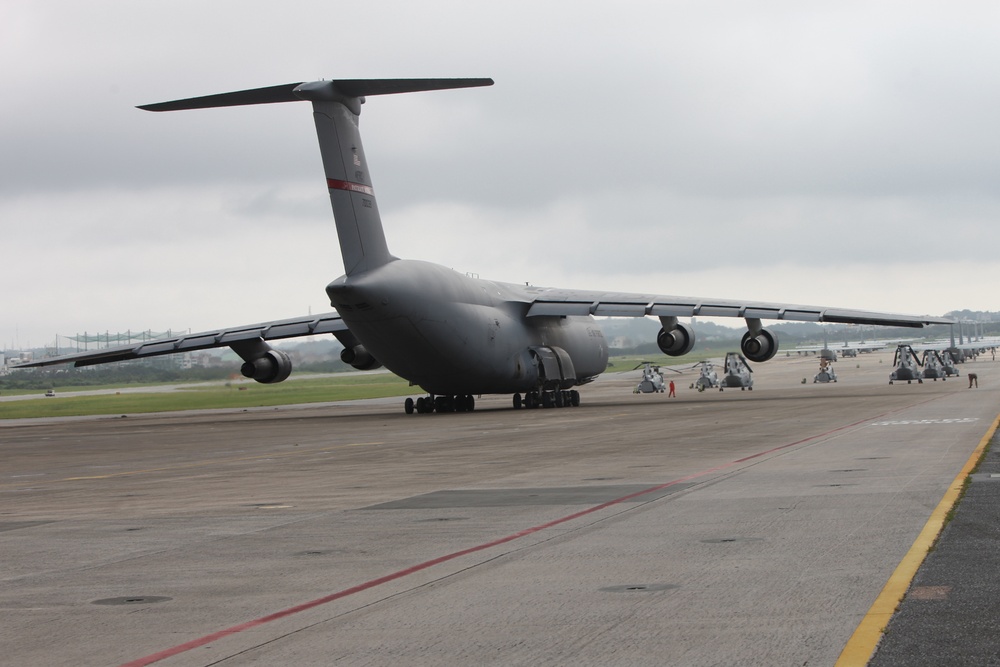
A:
593 303 649 317
526 302 593 317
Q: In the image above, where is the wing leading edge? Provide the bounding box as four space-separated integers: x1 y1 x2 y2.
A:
19 313 347 368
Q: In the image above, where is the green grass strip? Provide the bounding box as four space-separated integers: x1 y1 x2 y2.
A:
1 374 422 419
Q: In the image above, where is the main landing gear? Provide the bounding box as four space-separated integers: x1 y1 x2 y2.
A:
403 390 582 413
512 389 581 410
404 394 476 414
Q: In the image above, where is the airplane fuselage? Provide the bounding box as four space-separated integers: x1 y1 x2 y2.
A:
326 259 609 395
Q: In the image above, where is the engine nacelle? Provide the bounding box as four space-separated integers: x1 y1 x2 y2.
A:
241 349 293 384
657 322 696 357
341 344 382 371
741 328 778 363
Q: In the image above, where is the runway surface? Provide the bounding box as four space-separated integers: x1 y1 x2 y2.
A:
2 350 997 666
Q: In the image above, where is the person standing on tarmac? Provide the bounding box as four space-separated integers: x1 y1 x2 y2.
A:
668 380 676 397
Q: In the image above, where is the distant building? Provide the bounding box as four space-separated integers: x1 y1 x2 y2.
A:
4 351 34 373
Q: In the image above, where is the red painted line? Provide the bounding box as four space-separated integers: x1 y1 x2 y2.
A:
119 402 928 667
327 178 374 196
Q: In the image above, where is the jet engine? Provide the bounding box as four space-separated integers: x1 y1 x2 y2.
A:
741 329 777 363
240 349 293 384
657 322 696 357
341 344 382 371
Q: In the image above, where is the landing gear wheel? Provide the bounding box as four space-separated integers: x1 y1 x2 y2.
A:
513 393 523 410
404 397 414 414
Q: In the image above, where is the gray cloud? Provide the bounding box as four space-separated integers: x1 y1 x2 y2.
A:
3 1 998 345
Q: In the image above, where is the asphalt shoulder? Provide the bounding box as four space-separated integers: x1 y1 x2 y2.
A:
868 427 1000 666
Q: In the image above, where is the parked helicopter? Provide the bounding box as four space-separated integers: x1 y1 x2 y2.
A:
720 353 754 391
920 350 950 381
690 360 721 392
936 351 960 377
814 358 837 383
889 344 923 384
633 362 667 394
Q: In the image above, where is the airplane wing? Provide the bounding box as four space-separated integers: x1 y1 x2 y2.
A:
791 344 830 353
520 287 952 328
793 341 891 352
19 313 347 368
914 342 988 352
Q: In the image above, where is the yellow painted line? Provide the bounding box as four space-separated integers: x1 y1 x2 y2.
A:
54 441 384 482
835 413 1000 666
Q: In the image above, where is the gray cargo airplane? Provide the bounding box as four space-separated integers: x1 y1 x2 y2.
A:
794 330 891 361
916 325 998 364
21 78 953 413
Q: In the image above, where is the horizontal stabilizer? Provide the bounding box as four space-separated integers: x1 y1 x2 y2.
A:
139 78 494 112
138 82 304 111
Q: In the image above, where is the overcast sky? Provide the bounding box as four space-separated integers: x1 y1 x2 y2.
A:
3 1 998 349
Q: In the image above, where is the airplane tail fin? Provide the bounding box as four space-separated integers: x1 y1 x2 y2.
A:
140 78 494 276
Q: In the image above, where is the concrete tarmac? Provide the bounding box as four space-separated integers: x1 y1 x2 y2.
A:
867 415 1000 667
1 350 997 666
